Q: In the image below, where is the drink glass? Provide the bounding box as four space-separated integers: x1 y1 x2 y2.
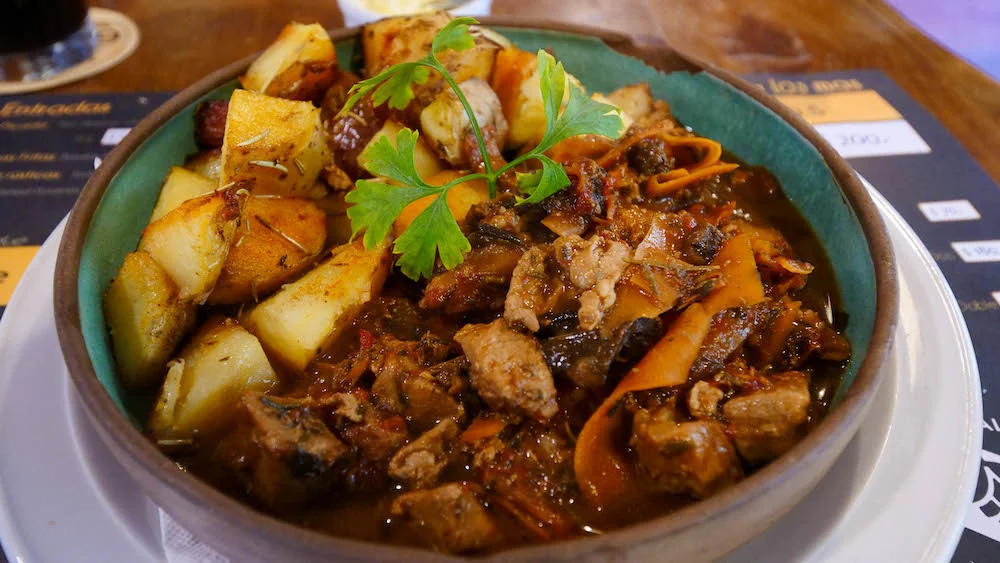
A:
0 0 98 82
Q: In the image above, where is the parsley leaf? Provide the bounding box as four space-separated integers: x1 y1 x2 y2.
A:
504 51 623 206
371 63 430 110
393 193 471 280
338 18 478 119
357 128 434 189
338 65 394 119
349 127 473 280
342 19 626 279
346 179 431 249
432 17 478 54
536 67 626 152
537 50 567 140
516 155 571 204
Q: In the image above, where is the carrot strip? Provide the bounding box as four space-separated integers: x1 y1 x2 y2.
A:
491 48 538 127
573 233 765 505
545 134 616 163
596 122 675 168
700 233 766 313
645 162 739 197
682 137 723 170
460 415 508 443
596 123 723 171
574 302 713 504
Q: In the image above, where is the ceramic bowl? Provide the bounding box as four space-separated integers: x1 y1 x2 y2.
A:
54 18 898 562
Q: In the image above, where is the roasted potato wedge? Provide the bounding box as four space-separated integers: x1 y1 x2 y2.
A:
138 186 245 302
241 22 338 102
394 171 489 236
149 317 278 440
491 47 584 149
358 120 443 181
183 148 223 181
207 196 327 305
242 239 391 372
591 93 634 135
420 78 508 166
149 167 216 223
363 13 501 107
313 190 353 246
104 251 197 390
221 89 330 198
605 83 655 123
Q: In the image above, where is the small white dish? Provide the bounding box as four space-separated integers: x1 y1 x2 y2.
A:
337 0 493 28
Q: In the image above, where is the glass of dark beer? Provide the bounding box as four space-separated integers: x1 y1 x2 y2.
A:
0 0 97 83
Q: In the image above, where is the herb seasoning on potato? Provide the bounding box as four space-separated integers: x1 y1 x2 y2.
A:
102 15 852 555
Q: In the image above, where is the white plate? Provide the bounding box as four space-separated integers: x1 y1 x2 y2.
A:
0 186 982 562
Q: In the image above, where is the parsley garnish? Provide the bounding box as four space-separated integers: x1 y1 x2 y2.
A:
341 17 625 279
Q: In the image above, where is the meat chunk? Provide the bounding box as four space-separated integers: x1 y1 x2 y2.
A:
193 100 228 148
554 234 631 330
542 317 662 389
373 364 466 434
349 296 428 343
471 425 578 540
734 221 810 299
319 392 365 423
690 304 775 379
243 392 348 510
420 78 508 167
400 370 466 432
324 94 388 179
334 402 409 463
390 482 502 553
466 198 524 236
370 334 451 412
460 125 508 176
369 336 465 433
627 137 675 178
419 242 524 314
504 245 563 332
323 390 409 493
630 406 743 498
369 334 451 385
388 419 459 489
722 371 811 465
454 319 557 421
681 223 725 265
542 157 607 219
687 381 724 419
775 308 851 369
244 392 347 473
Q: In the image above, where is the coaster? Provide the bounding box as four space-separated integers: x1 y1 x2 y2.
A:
0 8 140 95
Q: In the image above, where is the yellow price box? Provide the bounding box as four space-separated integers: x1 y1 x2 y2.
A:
775 90 902 125
0 246 41 306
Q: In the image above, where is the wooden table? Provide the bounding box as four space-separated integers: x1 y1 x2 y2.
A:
0 3 990 562
72 0 1000 185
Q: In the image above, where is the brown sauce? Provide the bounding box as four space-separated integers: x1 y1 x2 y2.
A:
169 153 849 551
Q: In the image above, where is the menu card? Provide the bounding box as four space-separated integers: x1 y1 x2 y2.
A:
0 70 997 561
750 69 1000 561
0 92 172 312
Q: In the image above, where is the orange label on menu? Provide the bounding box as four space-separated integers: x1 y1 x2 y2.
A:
0 246 40 306
774 90 902 125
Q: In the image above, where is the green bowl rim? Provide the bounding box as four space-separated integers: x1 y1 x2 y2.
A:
53 17 898 562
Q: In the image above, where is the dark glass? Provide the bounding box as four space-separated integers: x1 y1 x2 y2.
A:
0 0 90 54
